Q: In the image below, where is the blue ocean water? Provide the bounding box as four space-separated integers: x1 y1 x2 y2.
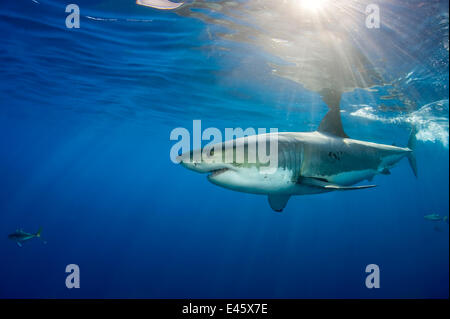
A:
0 0 448 298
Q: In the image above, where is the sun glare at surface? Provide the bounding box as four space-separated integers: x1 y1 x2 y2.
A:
298 0 328 11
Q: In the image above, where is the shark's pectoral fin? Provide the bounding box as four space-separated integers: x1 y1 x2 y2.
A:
268 194 291 212
16 242 22 248
301 177 376 190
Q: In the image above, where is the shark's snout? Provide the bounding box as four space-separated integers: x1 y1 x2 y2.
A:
179 158 200 172
177 151 211 173
177 149 234 176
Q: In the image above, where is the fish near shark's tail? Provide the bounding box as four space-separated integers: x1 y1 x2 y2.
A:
407 127 418 178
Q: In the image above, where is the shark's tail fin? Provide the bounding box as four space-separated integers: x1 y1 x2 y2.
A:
407 127 418 178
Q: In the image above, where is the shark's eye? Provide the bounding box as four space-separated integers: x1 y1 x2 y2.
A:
209 149 214 157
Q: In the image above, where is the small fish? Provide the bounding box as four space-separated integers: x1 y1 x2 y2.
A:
424 213 442 221
8 227 46 247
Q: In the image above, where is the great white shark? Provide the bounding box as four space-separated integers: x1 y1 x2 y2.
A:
177 89 417 212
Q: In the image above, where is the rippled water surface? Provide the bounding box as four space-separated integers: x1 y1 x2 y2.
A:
0 0 448 298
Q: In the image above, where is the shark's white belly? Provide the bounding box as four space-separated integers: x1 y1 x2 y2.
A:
208 167 292 194
208 167 329 195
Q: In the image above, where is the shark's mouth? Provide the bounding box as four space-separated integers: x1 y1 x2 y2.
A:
209 168 229 178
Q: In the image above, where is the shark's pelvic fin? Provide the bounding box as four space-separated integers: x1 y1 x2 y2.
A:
268 194 290 212
318 88 348 138
301 177 376 190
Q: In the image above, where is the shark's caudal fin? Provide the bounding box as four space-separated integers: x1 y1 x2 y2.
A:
317 88 348 138
268 194 290 212
407 127 418 178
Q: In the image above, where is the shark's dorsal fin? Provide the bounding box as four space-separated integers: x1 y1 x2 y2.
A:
317 88 348 138
268 194 290 212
